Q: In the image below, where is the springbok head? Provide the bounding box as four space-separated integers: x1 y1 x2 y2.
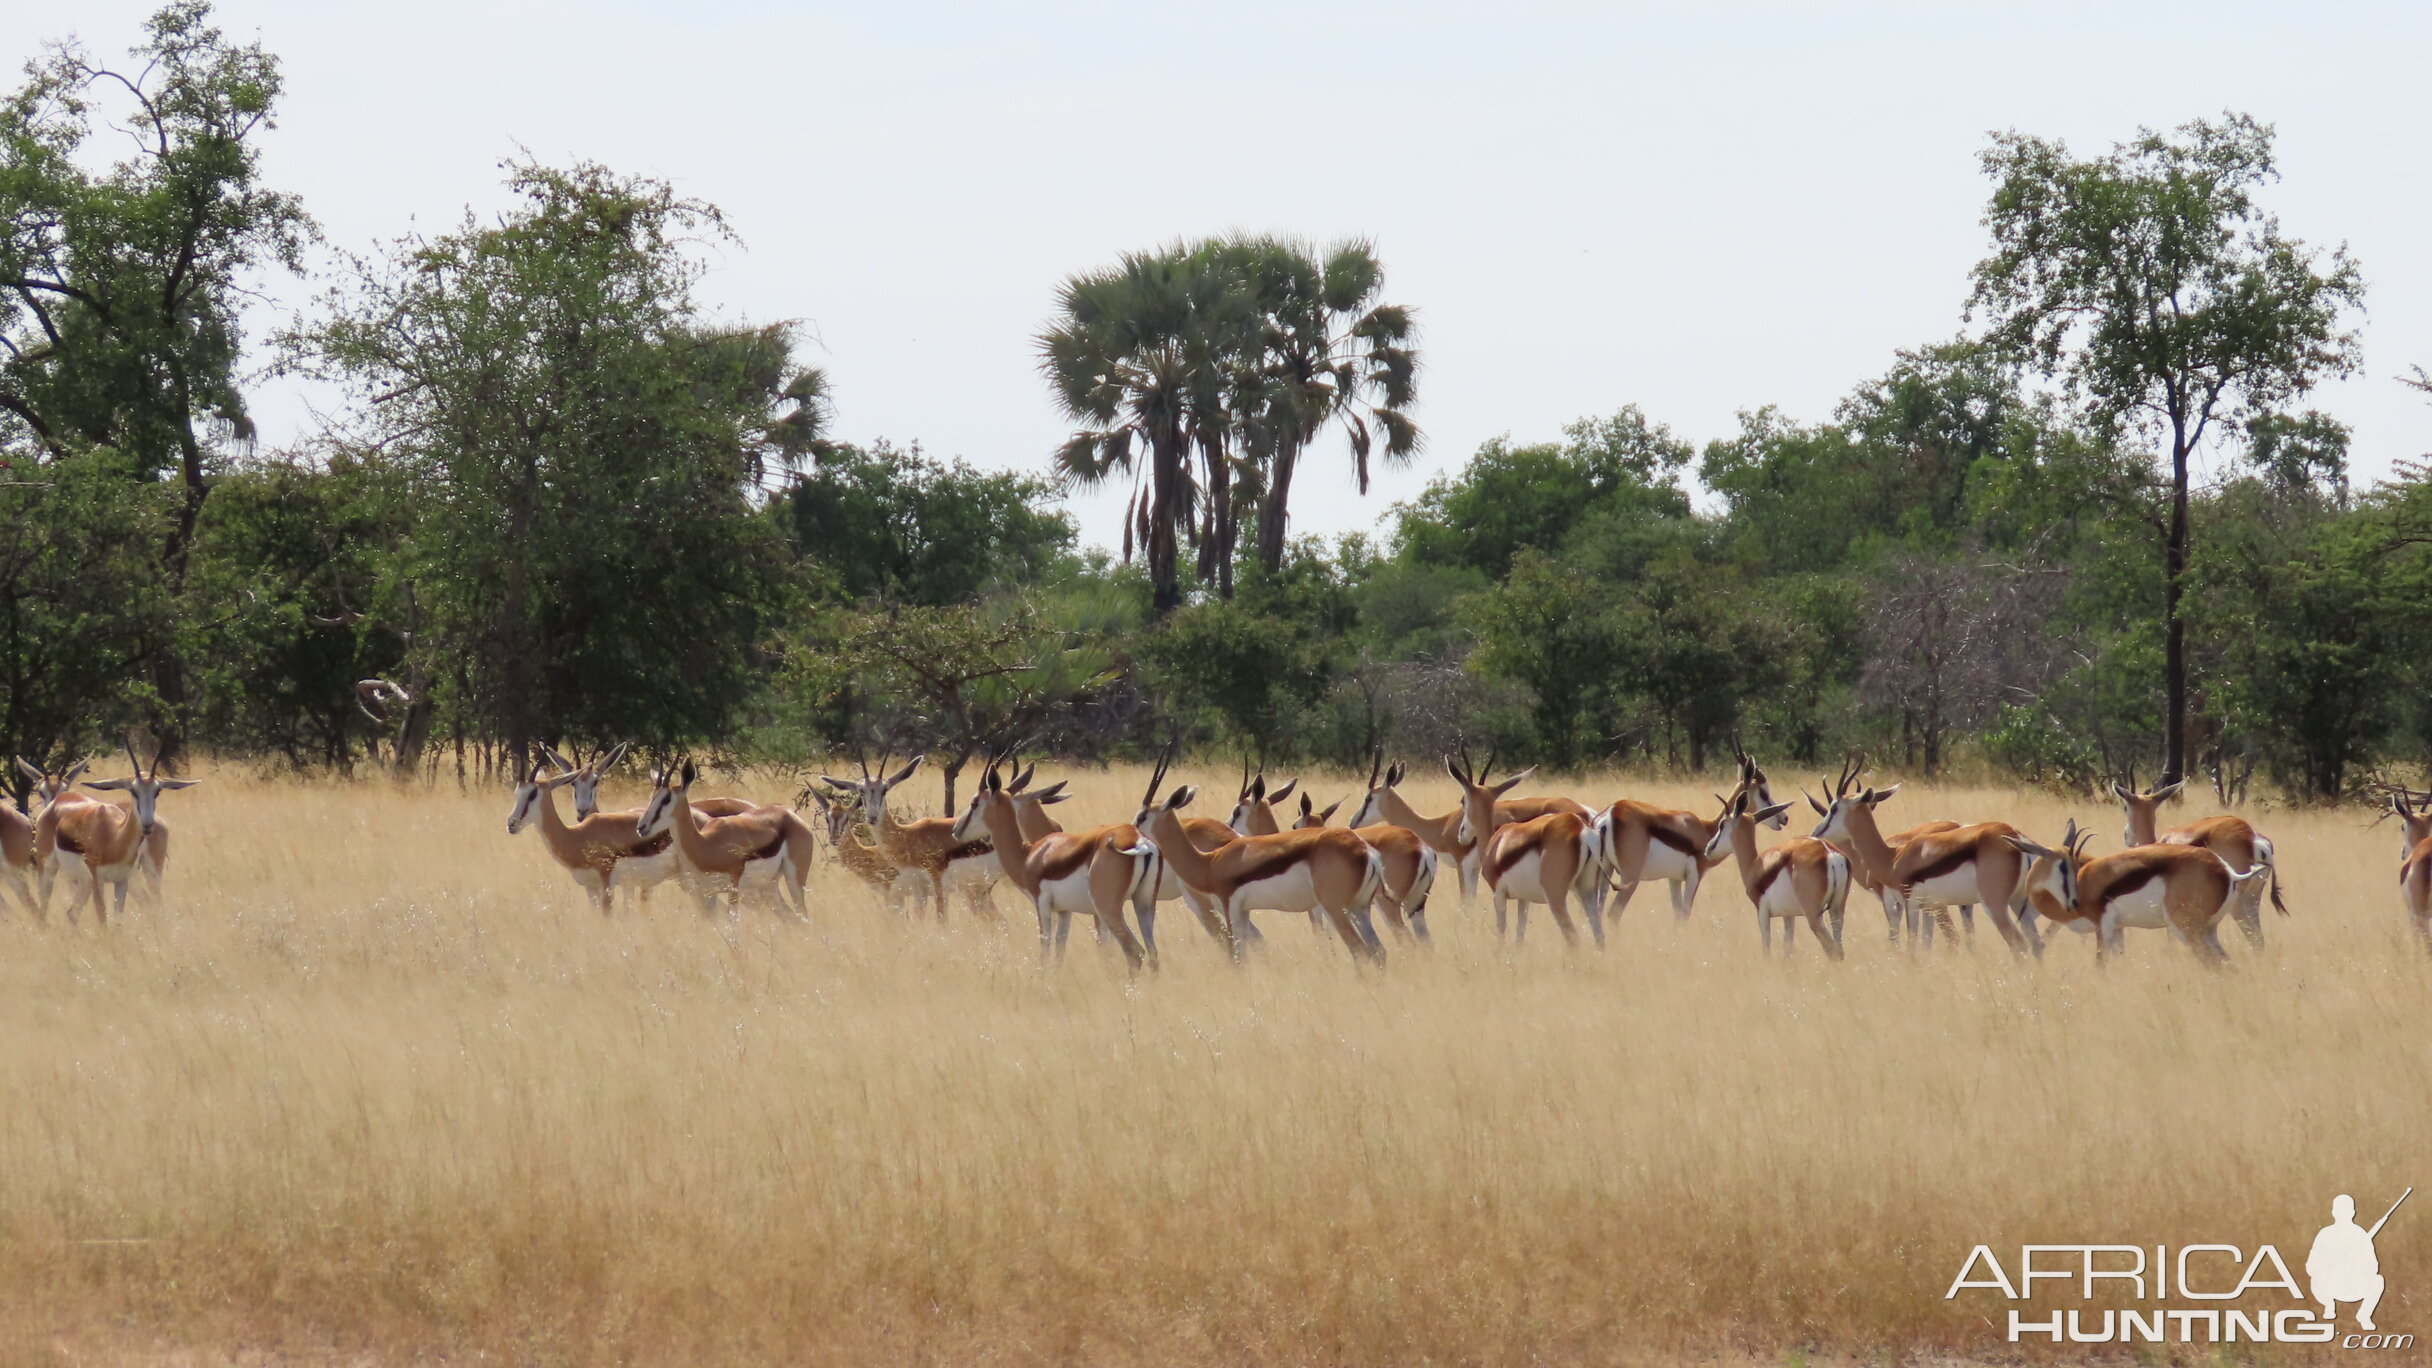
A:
1446 745 1537 846
1807 752 1898 845
953 763 1015 844
507 758 576 835
1131 741 1195 831
539 741 631 821
2383 788 2432 856
16 756 90 807
637 758 701 839
1730 743 1785 830
85 740 199 836
1350 752 1401 829
1292 792 1346 829
1226 763 1299 835
2109 765 2185 847
819 750 923 829
2007 819 2093 918
1702 788 1796 863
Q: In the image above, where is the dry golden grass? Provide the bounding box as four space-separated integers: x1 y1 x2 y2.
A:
1 762 2426 1367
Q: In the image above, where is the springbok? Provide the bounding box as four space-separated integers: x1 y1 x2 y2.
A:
992 757 1236 947
819 754 1001 922
2388 792 2432 953
18 757 112 916
807 786 917 910
508 760 682 913
1594 749 1781 923
637 760 814 918
1807 755 1976 945
46 744 196 924
1809 779 2036 957
0 757 79 915
2012 819 2266 965
1286 791 1441 944
1439 744 1595 934
953 764 1158 970
2110 772 2284 948
1130 751 1386 964
1704 789 1849 958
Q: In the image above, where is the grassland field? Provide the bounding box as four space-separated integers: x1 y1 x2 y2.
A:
1 761 2426 1367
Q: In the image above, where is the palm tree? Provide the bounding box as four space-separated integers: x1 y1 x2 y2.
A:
1248 239 1420 574
1039 246 1255 615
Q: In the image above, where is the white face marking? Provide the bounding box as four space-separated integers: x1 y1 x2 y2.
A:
571 769 603 820
638 783 675 838
952 795 988 843
508 780 541 834
1353 791 1384 828
1810 800 1851 843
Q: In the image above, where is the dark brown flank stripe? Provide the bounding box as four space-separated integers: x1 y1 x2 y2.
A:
1647 822 1702 858
747 828 788 863
1032 837 1096 883
1222 835 1336 888
2093 861 2161 904
1901 841 1980 887
1487 828 1556 881
1750 852 1787 899
56 830 83 856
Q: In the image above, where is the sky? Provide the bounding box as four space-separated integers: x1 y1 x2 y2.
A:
18 1 2432 553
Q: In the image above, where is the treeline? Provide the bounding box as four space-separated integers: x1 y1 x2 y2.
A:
2 5 2425 807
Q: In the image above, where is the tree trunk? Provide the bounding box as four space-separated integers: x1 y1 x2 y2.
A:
1256 441 1300 573
2162 430 2191 785
1148 429 1184 616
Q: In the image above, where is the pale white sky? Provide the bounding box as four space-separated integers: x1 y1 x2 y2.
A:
24 2 2432 552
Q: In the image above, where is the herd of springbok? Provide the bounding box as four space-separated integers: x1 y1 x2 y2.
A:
19 739 2423 967
488 743 2346 971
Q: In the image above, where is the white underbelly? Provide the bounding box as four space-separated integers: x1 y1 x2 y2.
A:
1037 866 1104 919
1907 869 1981 909
609 850 677 888
1639 842 1694 882
1757 877 1809 919
2104 880 2173 930
1234 864 1318 913
1494 851 1555 903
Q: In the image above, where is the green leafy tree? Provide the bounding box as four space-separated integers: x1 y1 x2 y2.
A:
1969 112 2364 783
297 161 814 767
1399 409 1692 579
776 440 1073 606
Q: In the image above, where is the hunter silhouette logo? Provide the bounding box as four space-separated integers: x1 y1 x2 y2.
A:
1947 1186 2414 1348
2311 1189 2408 1331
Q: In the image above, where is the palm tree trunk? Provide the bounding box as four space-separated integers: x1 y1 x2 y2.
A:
1256 440 1300 573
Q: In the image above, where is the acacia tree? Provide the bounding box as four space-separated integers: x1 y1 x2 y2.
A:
297 161 822 770
1969 113 2363 782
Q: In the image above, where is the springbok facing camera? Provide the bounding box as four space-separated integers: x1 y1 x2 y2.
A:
807 786 920 912
552 742 759 824
1445 749 1591 940
637 760 813 919
1704 790 1848 958
818 753 1001 922
953 763 1157 970
2011 819 2267 965
1131 749 1387 964
2111 772 2285 947
45 743 196 924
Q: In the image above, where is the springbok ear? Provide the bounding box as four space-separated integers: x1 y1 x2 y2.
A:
82 778 133 792
2111 783 2133 803
1443 756 1468 785
887 755 924 787
1319 798 1344 822
1299 793 1315 816
1806 791 1829 816
539 744 574 773
680 759 699 786
63 761 87 784
1248 775 1266 802
14 758 40 785
155 778 199 791
1386 763 1404 788
1268 778 1297 805
1167 784 1196 810
1756 801 1793 824
2152 780 2185 802
1865 784 1899 804
1491 765 1537 796
817 775 856 791
1033 780 1070 803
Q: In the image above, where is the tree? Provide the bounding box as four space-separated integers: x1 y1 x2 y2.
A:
297 161 815 768
775 440 1073 606
1969 112 2364 783
1245 238 1419 574
1398 409 1692 579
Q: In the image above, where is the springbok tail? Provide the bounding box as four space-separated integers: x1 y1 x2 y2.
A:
1123 843 1162 904
1825 851 1852 918
1359 847 1387 909
2256 837 2288 916
1409 844 1439 909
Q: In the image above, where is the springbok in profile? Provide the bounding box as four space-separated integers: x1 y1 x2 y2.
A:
1804 754 1987 946
509 760 683 912
819 753 1001 922
1704 789 1849 958
996 756 1236 947
0 757 80 915
1445 750 1591 939
2012 819 2267 965
637 759 814 918
2110 770 2284 947
1131 750 1387 964
1809 776 2035 956
953 763 1158 970
1286 791 1440 944
2388 791 2432 952
1594 749 1780 923
45 743 196 924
